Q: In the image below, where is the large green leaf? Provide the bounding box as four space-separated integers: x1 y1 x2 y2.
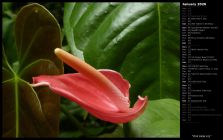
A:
2 3 63 137
65 2 180 102
98 99 180 138
130 99 180 137
63 3 89 60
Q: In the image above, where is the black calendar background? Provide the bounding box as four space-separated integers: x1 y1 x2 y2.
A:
180 0 223 139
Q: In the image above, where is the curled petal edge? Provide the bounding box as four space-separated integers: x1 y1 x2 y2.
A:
82 96 148 123
32 70 148 123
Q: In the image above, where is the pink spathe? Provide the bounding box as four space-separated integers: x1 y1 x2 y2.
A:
32 48 148 123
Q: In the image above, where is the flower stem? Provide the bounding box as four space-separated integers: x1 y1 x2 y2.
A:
123 122 131 137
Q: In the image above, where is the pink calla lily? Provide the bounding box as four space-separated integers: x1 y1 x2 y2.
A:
32 48 148 123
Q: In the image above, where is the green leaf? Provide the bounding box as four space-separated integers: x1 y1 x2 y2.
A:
3 78 59 137
99 125 124 138
15 3 63 72
63 3 89 60
99 99 180 138
2 2 13 11
2 5 17 65
72 3 120 51
2 3 63 137
19 59 60 82
65 3 180 102
130 99 180 137
2 47 14 81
